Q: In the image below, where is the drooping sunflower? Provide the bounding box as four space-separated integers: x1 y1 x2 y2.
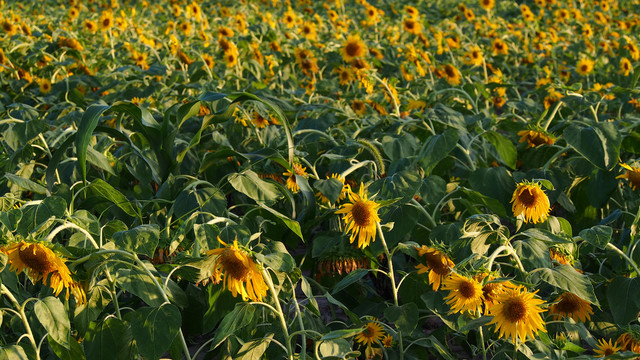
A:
517 129 555 148
205 238 268 302
442 273 484 314
415 246 455 291
487 286 546 344
1 241 86 304
283 162 308 193
355 321 385 346
511 181 551 224
617 331 640 352
341 35 367 63
617 163 640 190
549 292 593 322
594 338 621 357
576 58 594 76
335 183 381 249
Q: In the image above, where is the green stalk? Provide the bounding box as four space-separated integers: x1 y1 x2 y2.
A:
606 243 640 275
1 285 40 360
261 267 294 360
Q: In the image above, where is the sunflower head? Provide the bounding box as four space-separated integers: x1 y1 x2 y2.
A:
510 181 551 224
487 285 546 344
341 35 367 62
594 338 621 357
517 129 555 148
617 163 640 190
335 184 381 249
283 162 308 193
442 273 484 314
576 58 594 76
415 246 454 291
354 321 385 346
549 292 593 322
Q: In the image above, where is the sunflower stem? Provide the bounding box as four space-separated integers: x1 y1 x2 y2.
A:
486 245 525 274
104 268 122 319
606 242 640 276
262 267 294 360
479 322 487 360
376 222 404 360
542 100 563 131
1 285 40 360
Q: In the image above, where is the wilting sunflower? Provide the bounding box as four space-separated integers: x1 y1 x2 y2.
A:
487 286 546 344
617 163 640 190
335 183 381 249
415 246 455 291
517 129 555 148
549 292 593 322
341 35 367 62
442 273 484 314
1 241 86 304
205 238 268 302
355 321 385 346
576 58 594 76
511 181 550 224
617 331 640 352
283 162 308 193
594 338 621 357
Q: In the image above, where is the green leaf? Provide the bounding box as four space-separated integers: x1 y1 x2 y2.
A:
482 131 517 168
468 167 515 205
419 175 446 204
173 186 227 220
113 224 159 258
110 102 160 129
0 345 29 360
116 267 165 307
2 119 49 151
579 225 612 249
212 303 257 349
458 316 492 333
34 297 71 349
384 303 419 333
48 335 85 360
331 269 369 294
313 178 344 205
258 203 302 240
228 170 283 204
4 173 47 194
512 239 552 270
606 277 640 326
130 304 182 360
418 129 459 175
86 147 115 176
318 339 353 358
520 228 573 244
84 318 135 360
369 170 422 203
254 241 295 272
76 104 111 184
533 265 599 306
235 335 273 360
320 328 363 341
409 336 455 360
87 179 139 218
563 122 622 170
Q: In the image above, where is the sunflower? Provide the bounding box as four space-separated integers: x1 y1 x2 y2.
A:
351 99 366 115
382 334 393 348
576 58 594 76
479 0 495 11
283 7 297 28
405 5 419 18
355 321 385 346
1 241 86 304
511 181 550 224
252 112 270 128
492 38 509 55
83 19 98 33
99 11 113 31
68 7 80 20
441 64 461 85
617 332 640 353
487 286 546 344
299 21 317 41
618 163 640 190
463 45 483 66
205 238 268 302
335 183 381 249
39 78 52 94
620 57 632 76
476 273 516 314
594 338 621 357
442 273 484 314
316 173 349 205
549 292 593 322
341 35 367 63
334 66 354 85
202 54 215 69
403 18 422 35
517 129 555 148
283 162 308 193
415 246 455 291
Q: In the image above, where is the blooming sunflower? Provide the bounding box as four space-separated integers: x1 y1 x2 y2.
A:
355 321 385 346
511 181 550 224
1 241 86 304
442 273 484 314
441 64 461 85
205 238 268 302
402 18 422 35
283 162 308 193
487 286 546 344
480 0 495 11
39 78 52 94
341 35 367 63
415 246 455 291
517 129 555 148
476 273 516 314
594 338 621 357
576 58 594 76
335 183 381 249
617 163 640 190
463 45 483 66
492 38 509 56
549 292 593 322
382 334 393 348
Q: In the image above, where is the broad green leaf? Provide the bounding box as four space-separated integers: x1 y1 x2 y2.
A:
212 303 257 349
0 345 29 360
34 297 71 349
173 186 227 220
606 277 640 326
513 239 552 270
116 267 164 306
86 147 115 176
113 224 159 258
228 170 283 204
86 179 139 218
579 225 612 249
110 101 160 129
254 241 295 272
235 335 273 360
258 203 302 240
369 170 422 203
482 131 517 168
520 228 573 244
320 328 363 341
48 335 86 360
331 268 369 294
384 303 419 333
35 196 67 226
311 234 343 258
458 316 492 333
2 119 49 151
84 318 135 360
409 336 455 360
203 285 240 333
563 122 622 171
418 129 459 175
419 175 446 204
313 178 344 205
76 104 111 184
318 339 353 358
4 173 47 194
130 304 182 360
533 265 599 306
468 167 515 205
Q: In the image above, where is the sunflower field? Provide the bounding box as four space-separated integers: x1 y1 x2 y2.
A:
4 0 640 359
